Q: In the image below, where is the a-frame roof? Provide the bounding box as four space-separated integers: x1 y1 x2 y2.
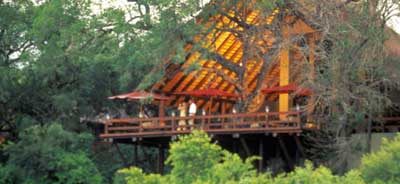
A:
148 2 317 111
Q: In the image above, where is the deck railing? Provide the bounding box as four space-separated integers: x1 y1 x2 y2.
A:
100 111 303 139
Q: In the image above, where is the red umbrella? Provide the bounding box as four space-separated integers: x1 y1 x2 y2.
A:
108 91 169 125
262 84 312 96
108 91 170 100
173 88 238 98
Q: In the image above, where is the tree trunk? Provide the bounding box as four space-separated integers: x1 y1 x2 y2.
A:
366 115 372 152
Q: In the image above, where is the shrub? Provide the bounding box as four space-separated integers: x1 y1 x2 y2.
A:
359 134 400 184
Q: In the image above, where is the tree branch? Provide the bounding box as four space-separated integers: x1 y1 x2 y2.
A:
197 47 244 74
247 47 280 100
201 67 243 91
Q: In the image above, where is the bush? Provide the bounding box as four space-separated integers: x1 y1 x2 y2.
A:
114 131 259 184
114 132 400 184
359 134 400 184
273 161 364 184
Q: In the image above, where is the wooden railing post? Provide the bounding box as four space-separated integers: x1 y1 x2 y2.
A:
297 111 301 129
208 115 211 127
139 120 143 133
220 117 225 128
239 114 243 128
104 120 109 134
171 117 176 132
201 116 205 130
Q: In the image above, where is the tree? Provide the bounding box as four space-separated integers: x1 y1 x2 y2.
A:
0 0 159 181
293 0 400 172
0 123 103 183
0 0 155 137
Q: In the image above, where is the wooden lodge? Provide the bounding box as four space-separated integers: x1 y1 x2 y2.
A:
97 1 400 172
101 1 319 140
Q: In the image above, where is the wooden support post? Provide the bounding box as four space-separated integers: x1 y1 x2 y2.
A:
233 138 239 154
294 136 306 157
279 32 290 119
157 144 164 174
258 138 264 172
275 139 281 157
278 136 294 171
159 100 165 126
134 144 138 166
240 138 251 158
114 143 129 167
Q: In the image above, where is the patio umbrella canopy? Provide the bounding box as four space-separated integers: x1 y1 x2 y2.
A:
261 84 312 96
108 91 169 124
108 91 170 100
173 88 238 98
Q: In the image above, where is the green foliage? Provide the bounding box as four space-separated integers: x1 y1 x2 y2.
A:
0 0 173 181
115 132 400 184
359 134 400 184
2 0 400 183
273 161 364 184
51 152 103 184
114 131 260 184
113 132 368 184
166 131 224 183
0 123 103 183
114 167 166 184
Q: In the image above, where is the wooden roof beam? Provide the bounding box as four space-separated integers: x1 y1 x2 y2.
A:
160 14 233 94
169 31 237 107
178 33 236 93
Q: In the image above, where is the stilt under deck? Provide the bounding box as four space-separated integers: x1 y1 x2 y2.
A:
98 111 306 173
100 111 304 141
96 113 400 173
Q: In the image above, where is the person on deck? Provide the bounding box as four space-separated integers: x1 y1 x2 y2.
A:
177 102 187 131
139 109 153 128
188 99 197 130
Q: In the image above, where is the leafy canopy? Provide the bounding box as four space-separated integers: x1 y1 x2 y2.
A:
114 131 400 184
0 123 103 184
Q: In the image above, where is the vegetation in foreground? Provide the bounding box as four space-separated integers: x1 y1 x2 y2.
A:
113 131 400 184
1 0 400 183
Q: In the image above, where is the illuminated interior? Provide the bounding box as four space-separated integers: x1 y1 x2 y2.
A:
150 5 317 113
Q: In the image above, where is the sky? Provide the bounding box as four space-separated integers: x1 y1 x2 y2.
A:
388 16 400 34
94 0 400 34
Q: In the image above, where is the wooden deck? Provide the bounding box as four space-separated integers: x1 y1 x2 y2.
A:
100 111 303 139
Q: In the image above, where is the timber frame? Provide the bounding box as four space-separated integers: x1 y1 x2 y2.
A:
98 1 320 172
149 2 318 113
